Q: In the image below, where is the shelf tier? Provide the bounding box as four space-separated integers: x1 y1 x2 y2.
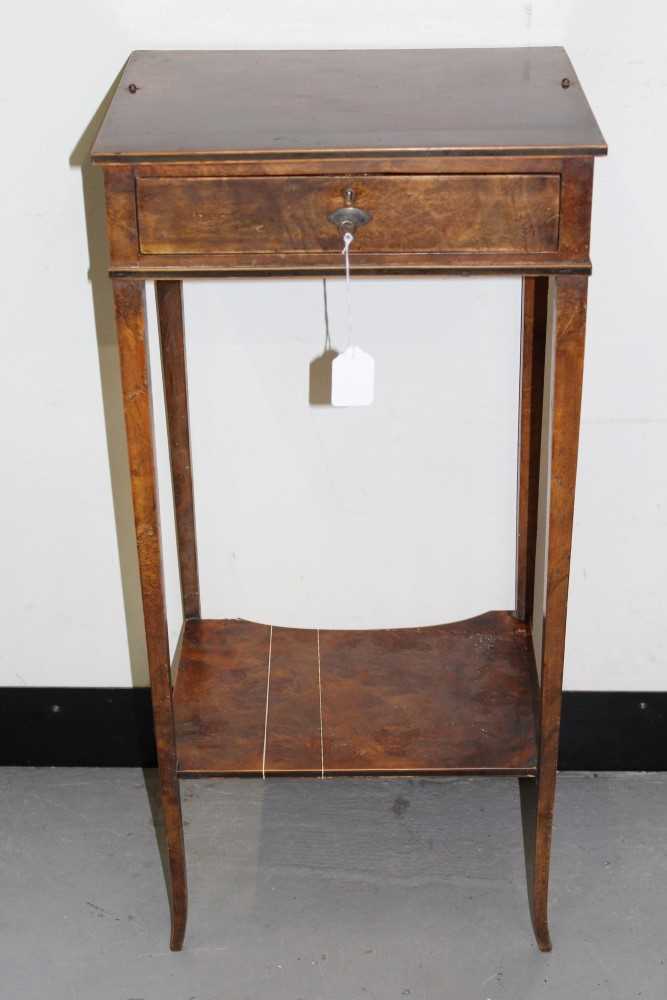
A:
173 611 538 778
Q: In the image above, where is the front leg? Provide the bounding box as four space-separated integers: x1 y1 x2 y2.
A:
113 278 188 950
529 274 588 951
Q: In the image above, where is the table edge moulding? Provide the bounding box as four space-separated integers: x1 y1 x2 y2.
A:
91 47 607 952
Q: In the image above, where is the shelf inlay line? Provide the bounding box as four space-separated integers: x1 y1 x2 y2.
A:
261 624 273 779
316 629 325 779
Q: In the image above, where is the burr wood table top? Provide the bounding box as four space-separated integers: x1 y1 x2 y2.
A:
92 47 607 162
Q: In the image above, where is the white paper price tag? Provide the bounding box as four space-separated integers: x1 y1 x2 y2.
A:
331 346 375 407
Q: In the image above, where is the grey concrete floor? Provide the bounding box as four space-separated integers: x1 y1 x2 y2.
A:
1 770 665 1000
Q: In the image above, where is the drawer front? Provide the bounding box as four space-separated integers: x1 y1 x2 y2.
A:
136 174 560 255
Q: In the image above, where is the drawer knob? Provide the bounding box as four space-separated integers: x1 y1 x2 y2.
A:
328 187 372 237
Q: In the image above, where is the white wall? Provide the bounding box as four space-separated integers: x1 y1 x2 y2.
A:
1 1 665 689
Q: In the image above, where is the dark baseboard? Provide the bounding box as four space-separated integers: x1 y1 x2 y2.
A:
0 688 158 767
1 688 665 770
557 692 667 771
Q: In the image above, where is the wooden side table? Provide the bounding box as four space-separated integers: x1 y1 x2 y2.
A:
92 47 606 951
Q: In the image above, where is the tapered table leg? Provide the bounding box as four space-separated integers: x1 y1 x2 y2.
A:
530 274 588 951
516 276 549 623
156 281 200 622
113 278 188 951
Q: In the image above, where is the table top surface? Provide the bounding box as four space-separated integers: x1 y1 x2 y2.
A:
92 48 606 162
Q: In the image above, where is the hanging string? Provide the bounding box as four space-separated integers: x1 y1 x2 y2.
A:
341 230 354 348
322 278 332 354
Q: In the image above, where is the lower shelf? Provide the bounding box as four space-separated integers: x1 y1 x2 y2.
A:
173 611 538 777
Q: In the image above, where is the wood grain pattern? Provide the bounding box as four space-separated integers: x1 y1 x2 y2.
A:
112 278 187 951
174 619 270 775
111 254 592 279
136 174 560 255
103 166 139 268
156 281 200 620
265 628 322 774
174 612 538 778
91 49 606 161
558 157 594 261
516 276 549 623
530 274 589 951
102 155 594 276
133 155 569 177
320 612 537 774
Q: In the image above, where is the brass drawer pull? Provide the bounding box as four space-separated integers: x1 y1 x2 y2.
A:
328 187 372 237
